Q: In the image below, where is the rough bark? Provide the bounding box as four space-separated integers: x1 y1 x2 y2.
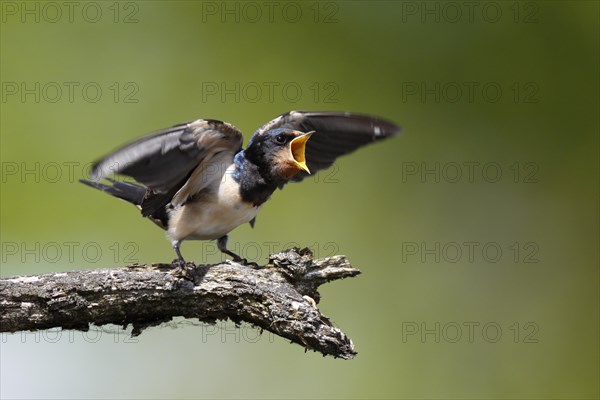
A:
0 248 360 359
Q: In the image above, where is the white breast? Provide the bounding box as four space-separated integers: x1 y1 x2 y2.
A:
167 164 261 241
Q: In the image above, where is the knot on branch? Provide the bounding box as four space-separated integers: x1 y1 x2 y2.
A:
1 247 361 359
268 247 360 303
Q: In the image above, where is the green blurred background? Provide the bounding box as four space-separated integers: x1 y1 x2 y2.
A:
1 1 598 399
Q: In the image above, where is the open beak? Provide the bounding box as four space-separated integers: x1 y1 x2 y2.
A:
290 131 313 174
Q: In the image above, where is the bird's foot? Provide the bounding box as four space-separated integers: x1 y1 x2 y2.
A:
217 236 260 268
171 258 194 279
229 257 260 268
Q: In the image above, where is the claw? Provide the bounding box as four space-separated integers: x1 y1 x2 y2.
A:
169 257 194 280
239 258 260 268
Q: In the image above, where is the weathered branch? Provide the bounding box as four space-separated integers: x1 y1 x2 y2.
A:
0 248 360 359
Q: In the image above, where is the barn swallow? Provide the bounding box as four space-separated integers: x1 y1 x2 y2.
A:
80 111 400 266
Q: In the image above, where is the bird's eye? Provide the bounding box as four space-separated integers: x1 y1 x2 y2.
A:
275 134 286 144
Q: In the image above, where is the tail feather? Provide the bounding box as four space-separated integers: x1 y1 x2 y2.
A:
79 178 147 206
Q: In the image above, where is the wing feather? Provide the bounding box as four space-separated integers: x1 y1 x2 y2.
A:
87 119 243 215
90 119 242 193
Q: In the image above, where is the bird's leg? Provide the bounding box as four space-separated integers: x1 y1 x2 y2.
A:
172 240 186 268
170 240 195 279
216 235 243 261
217 235 258 267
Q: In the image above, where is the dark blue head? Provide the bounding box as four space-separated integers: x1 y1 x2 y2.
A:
243 128 313 181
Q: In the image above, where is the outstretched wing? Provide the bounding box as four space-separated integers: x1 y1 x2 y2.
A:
90 119 242 191
88 119 243 214
253 111 401 182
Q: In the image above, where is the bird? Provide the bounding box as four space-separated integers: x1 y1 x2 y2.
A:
80 110 400 266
